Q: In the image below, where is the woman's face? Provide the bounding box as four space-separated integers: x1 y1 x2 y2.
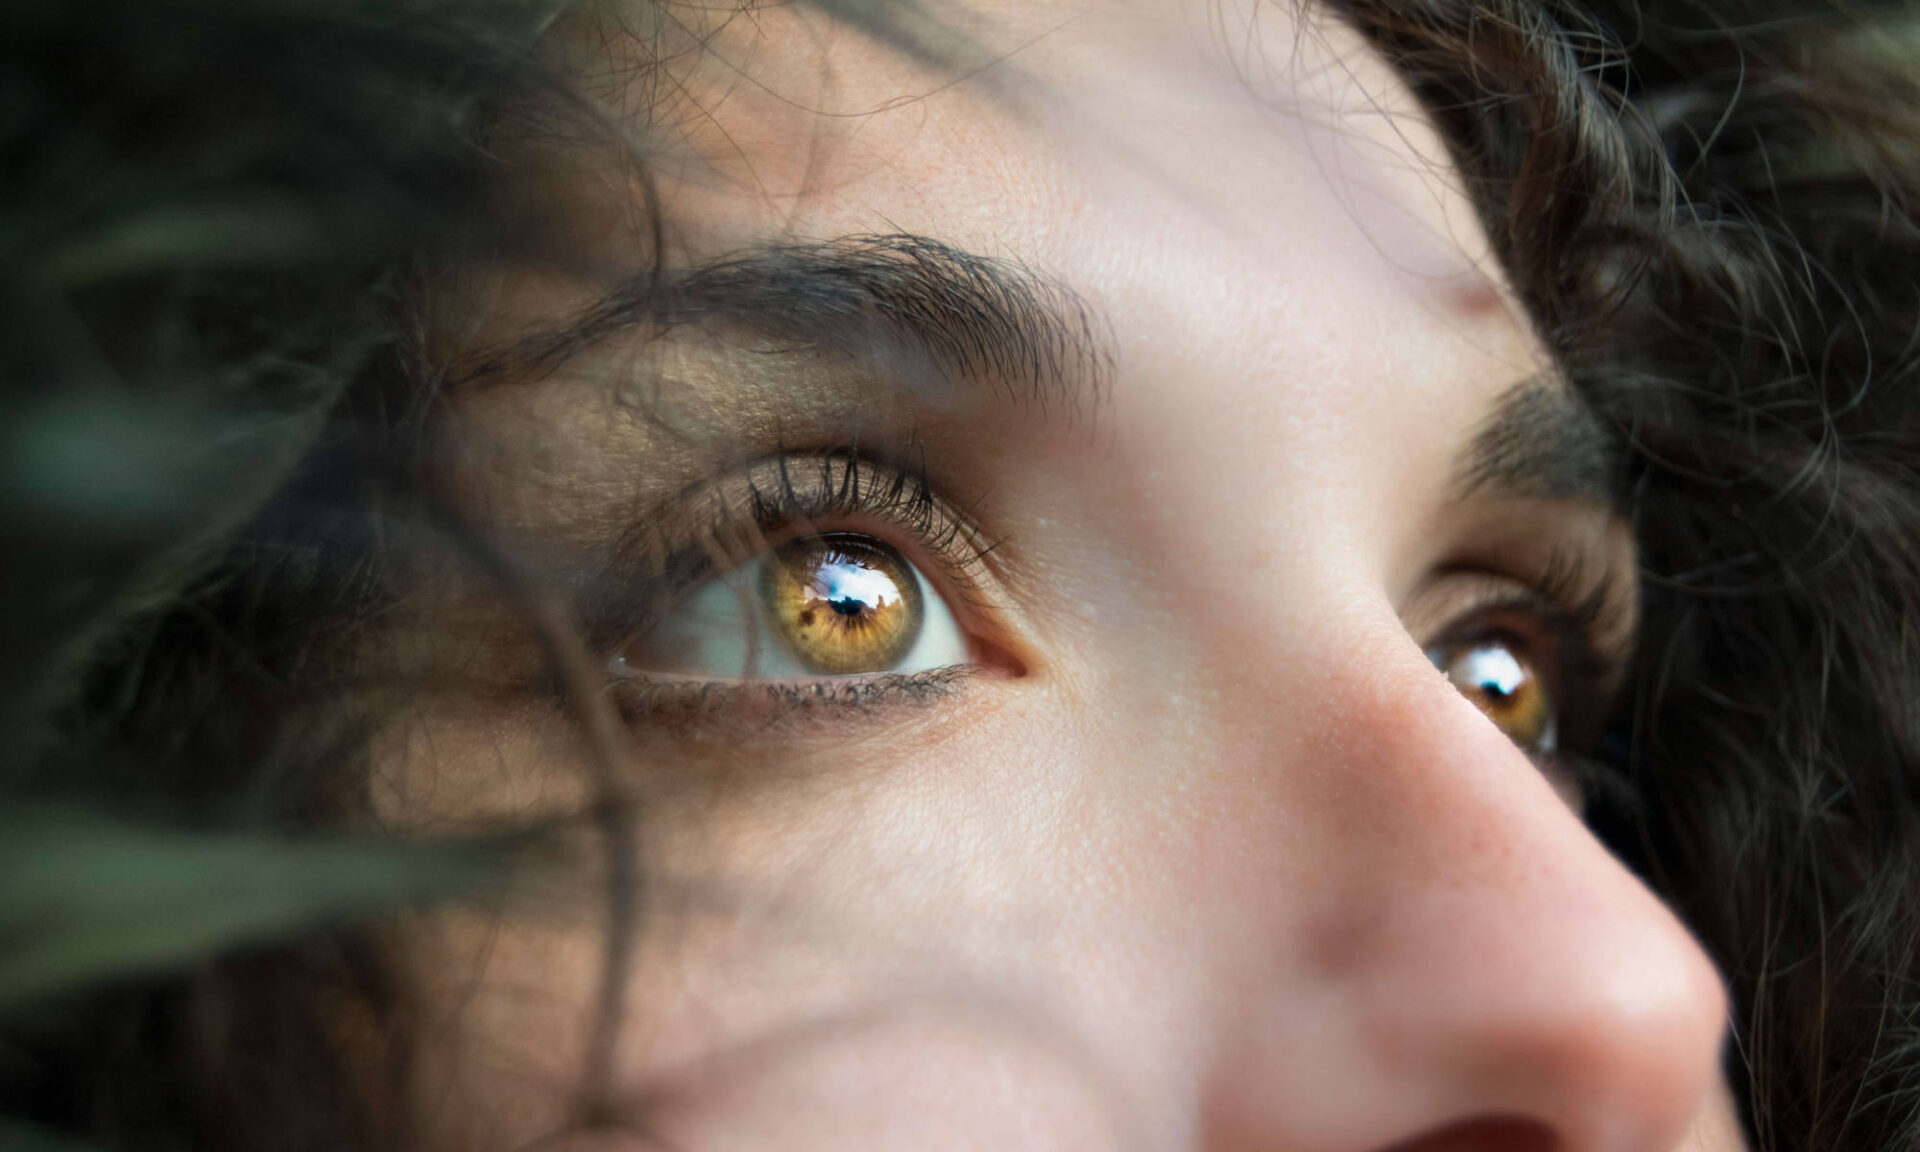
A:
378 1 1748 1148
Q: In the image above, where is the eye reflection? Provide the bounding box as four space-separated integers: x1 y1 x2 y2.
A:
617 531 968 680
1428 638 1557 755
764 534 924 674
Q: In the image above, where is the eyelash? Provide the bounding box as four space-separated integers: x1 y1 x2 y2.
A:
596 454 1635 756
738 448 996 599
597 446 1004 715
1428 548 1631 776
605 666 977 729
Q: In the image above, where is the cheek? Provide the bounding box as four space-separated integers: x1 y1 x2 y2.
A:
374 621 1730 1152
412 913 1132 1152
1686 1079 1752 1152
380 695 1211 1143
640 1014 1127 1152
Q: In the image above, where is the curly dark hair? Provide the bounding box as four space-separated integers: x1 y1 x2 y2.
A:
1 1 1915 1151
1327 3 1920 1146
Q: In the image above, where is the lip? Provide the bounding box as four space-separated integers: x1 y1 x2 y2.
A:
1381 1117 1557 1152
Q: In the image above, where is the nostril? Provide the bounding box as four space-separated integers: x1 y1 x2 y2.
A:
1382 1116 1559 1152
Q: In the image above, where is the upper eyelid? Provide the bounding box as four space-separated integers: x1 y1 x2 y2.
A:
1425 577 1590 640
1428 589 1608 681
1420 572 1631 741
1423 525 1637 653
736 453 1000 601
574 450 1001 653
1414 561 1633 678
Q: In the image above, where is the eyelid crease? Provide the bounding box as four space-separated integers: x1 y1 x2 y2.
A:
1517 540 1638 671
1425 529 1637 660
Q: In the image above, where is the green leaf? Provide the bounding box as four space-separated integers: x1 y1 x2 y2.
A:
0 810 497 1010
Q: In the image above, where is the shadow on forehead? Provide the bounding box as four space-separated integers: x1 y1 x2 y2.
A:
462 233 1115 427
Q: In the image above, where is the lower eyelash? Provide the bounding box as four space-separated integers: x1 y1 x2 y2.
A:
605 665 978 732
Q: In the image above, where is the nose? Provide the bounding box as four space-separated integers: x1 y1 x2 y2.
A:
1193 612 1730 1152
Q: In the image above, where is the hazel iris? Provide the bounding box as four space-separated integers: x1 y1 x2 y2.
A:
761 533 925 674
1430 639 1556 754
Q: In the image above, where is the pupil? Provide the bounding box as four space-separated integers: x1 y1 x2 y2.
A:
829 595 867 617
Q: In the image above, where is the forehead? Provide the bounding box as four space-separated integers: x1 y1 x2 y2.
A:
466 0 1550 570
535 0 1503 292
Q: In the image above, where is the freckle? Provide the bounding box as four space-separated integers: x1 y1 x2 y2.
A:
799 610 815 626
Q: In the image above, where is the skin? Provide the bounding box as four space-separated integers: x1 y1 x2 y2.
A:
371 1 1752 1148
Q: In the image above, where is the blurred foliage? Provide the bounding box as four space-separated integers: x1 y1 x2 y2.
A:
0 0 559 1147
0 810 495 1011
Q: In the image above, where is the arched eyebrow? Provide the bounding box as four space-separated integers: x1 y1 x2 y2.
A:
473 233 1114 424
659 239 1617 508
1453 378 1620 508
664 233 1114 422
476 231 1611 507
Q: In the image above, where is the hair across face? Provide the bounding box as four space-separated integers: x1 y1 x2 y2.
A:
366 3 1758 1149
9 0 1916 1150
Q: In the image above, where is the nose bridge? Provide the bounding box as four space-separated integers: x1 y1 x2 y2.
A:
1191 613 1729 1152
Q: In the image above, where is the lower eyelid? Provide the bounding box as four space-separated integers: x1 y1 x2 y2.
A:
604 665 981 735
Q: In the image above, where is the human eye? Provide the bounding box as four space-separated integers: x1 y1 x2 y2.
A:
617 530 966 679
603 451 1013 713
1413 549 1633 796
1425 623 1578 759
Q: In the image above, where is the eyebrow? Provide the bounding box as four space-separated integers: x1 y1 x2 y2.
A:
481 232 1612 504
675 234 1116 421
1453 378 1620 507
480 233 1114 423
